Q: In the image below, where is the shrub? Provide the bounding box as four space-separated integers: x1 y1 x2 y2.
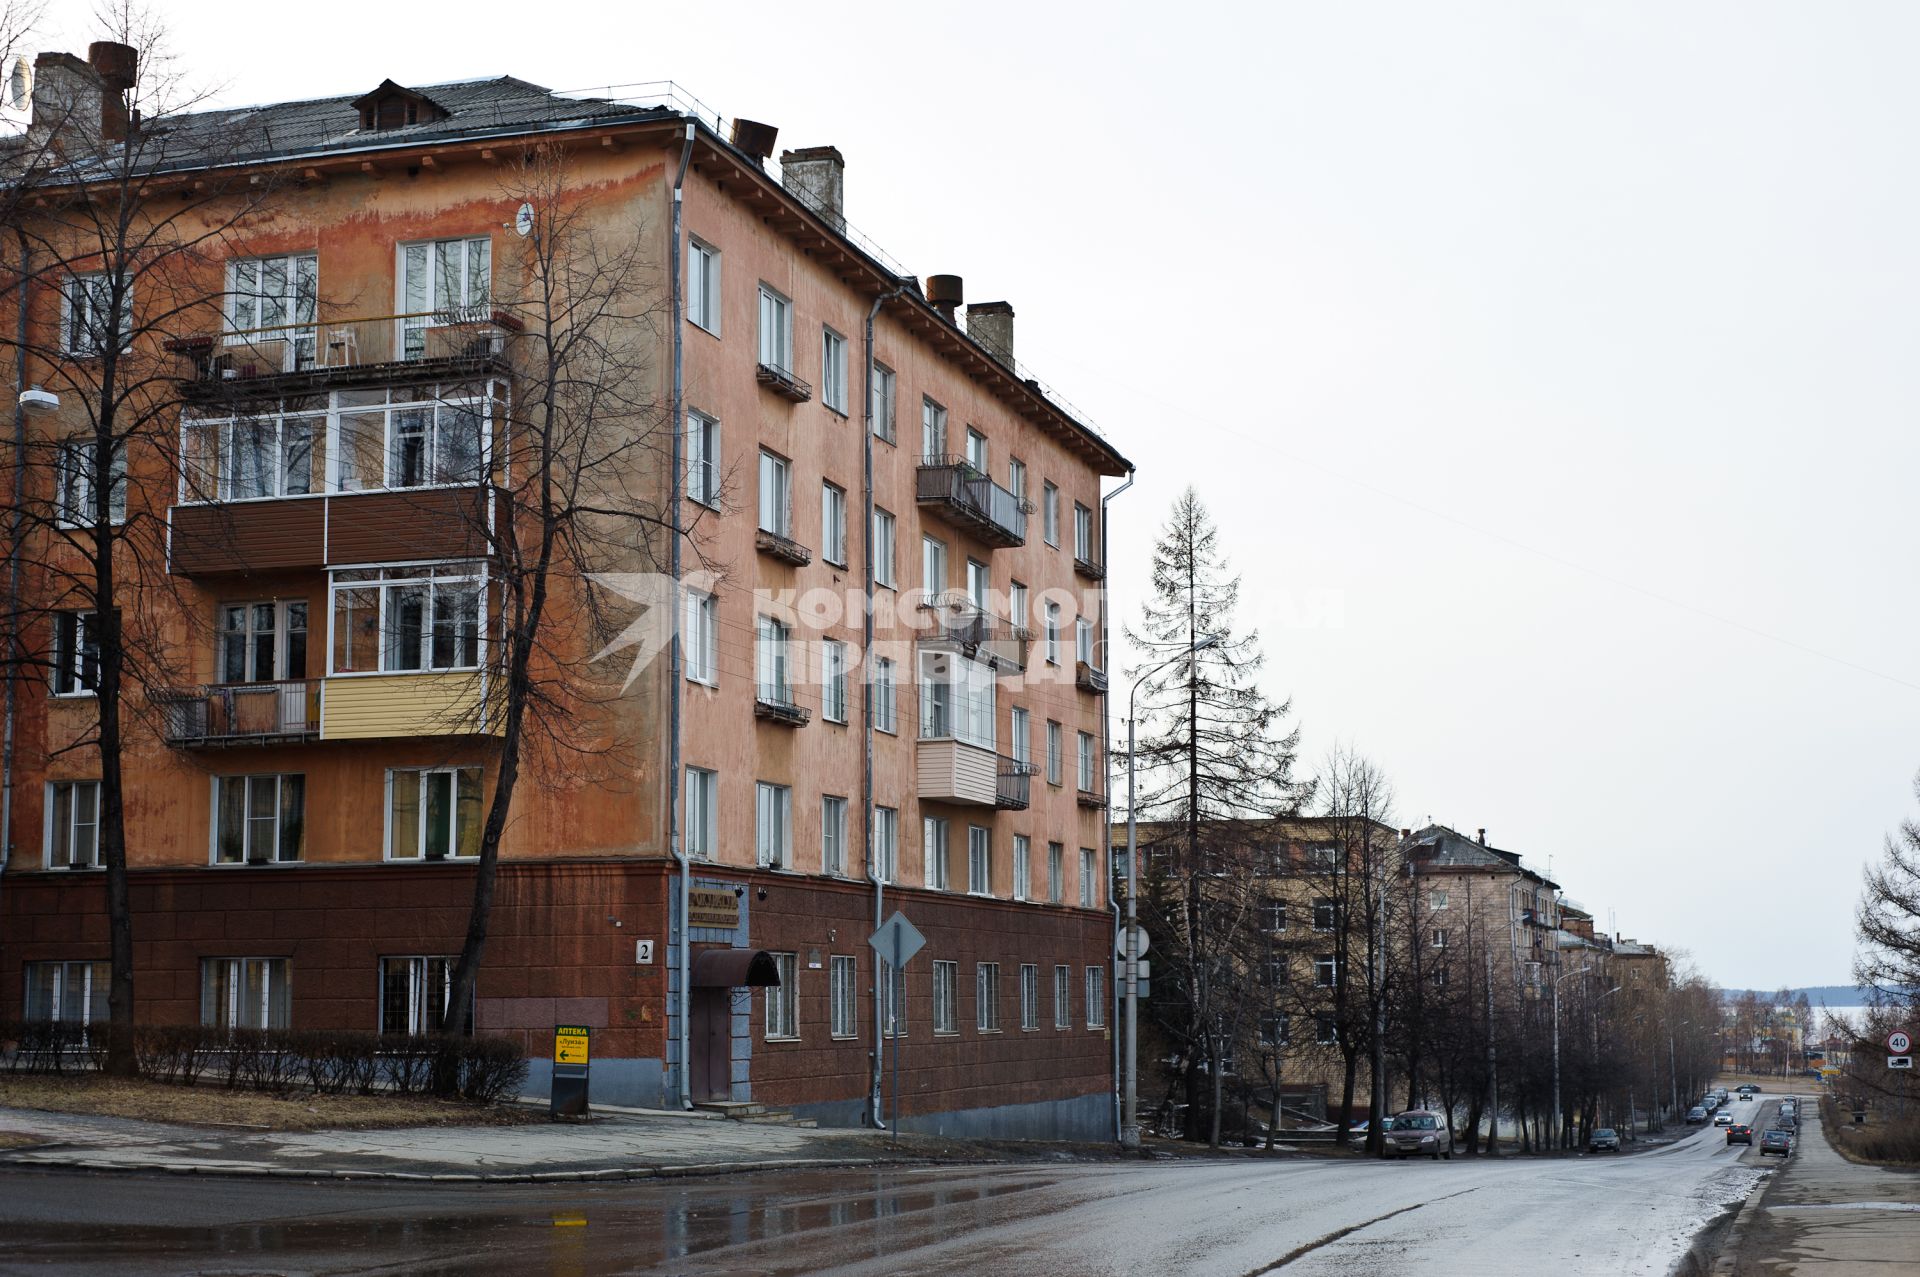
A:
383 1034 439 1095
134 1024 212 1085
456 1036 529 1104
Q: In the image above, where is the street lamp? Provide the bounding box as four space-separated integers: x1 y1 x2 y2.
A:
1551 965 1591 1151
1121 632 1220 1149
17 386 58 415
1670 1018 1690 1117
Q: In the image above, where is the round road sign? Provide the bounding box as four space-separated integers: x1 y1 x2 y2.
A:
1889 1030 1911 1054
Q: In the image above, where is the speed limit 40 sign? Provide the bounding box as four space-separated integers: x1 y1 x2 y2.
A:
1889 1030 1911 1054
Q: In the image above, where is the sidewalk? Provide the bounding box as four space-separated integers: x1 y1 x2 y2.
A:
0 1102 1011 1183
1727 1094 1920 1274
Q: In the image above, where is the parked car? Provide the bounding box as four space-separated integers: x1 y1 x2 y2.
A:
1761 1129 1792 1156
1780 1099 1798 1116
1727 1124 1753 1146
1714 1110 1735 1127
1384 1110 1453 1160
1737 1085 1758 1099
1686 1106 1709 1125
1588 1128 1621 1152
1775 1115 1797 1132
1702 1096 1720 1113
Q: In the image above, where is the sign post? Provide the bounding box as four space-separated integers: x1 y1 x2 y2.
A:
551 1024 591 1117
868 911 926 1145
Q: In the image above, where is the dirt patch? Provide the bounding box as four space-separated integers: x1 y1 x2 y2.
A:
0 1130 44 1149
1818 1096 1920 1168
0 1074 540 1132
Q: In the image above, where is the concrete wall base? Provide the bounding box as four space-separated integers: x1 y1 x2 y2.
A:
522 1057 668 1110
794 1088 1113 1143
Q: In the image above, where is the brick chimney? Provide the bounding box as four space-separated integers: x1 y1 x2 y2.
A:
966 301 1014 367
779 146 844 232
1477 828 1486 845
88 42 137 142
27 43 137 149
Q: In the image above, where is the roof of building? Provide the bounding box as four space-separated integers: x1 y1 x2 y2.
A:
1402 823 1560 890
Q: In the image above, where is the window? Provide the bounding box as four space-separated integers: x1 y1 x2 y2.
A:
684 590 717 686
1009 581 1028 629
218 600 307 683
822 795 847 875
976 962 1001 1031
882 961 906 1036
871 362 896 442
387 767 482 860
386 402 485 488
24 960 107 1027
1042 481 1059 546
873 508 896 587
1259 1014 1290 1047
1053 965 1072 1029
55 436 128 526
1263 955 1289 987
226 254 318 366
873 656 897 734
1080 847 1098 908
821 328 848 413
1314 954 1339 988
923 816 950 890
758 450 792 536
321 387 495 493
1045 602 1061 665
201 958 291 1031
1046 721 1063 785
1431 928 1450 949
918 650 995 747
1313 898 1338 932
922 535 947 595
921 397 947 459
968 825 991 896
1010 707 1030 766
380 956 464 1035
1007 457 1026 503
1086 967 1106 1027
830 955 858 1038
214 774 304 864
1020 964 1039 1031
64 272 129 356
1076 617 1095 667
1262 898 1287 932
821 482 847 566
757 285 793 371
1074 502 1094 561
1309 843 1341 871
685 767 717 860
756 782 792 869
1315 1013 1338 1045
45 781 100 869
873 806 898 884
756 617 793 705
1047 841 1064 903
965 427 987 472
687 240 720 334
400 237 491 360
966 559 989 611
1012 835 1031 903
1429 890 1449 911
329 564 483 674
767 952 798 1038
822 639 848 723
1431 966 1450 988
686 411 720 507
1077 733 1097 793
50 612 98 696
185 412 316 501
933 960 959 1034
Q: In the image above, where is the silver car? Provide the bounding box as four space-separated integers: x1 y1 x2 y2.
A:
1384 1110 1454 1160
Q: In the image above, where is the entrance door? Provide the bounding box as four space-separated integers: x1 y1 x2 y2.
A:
690 988 732 1102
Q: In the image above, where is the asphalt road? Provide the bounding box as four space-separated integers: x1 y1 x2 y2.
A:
0 1106 1774 1276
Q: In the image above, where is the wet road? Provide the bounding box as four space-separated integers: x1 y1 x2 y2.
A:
0 1117 1766 1276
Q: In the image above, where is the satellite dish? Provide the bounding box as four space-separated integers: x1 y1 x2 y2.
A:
6 58 30 112
514 203 535 237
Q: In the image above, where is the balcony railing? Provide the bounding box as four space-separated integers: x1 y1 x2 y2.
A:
755 528 813 567
167 307 523 399
996 758 1036 810
1077 785 1108 810
918 592 1031 671
754 685 811 727
160 680 320 746
915 456 1028 548
756 362 813 403
1073 552 1106 582
1075 660 1109 694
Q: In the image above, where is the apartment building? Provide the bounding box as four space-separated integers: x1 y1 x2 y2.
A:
0 49 1129 1138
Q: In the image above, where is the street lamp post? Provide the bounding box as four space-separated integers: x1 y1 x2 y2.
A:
1551 965 1591 1151
1669 1018 1689 1117
1122 634 1219 1149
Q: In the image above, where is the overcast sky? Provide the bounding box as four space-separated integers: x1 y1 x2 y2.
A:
52 1 1920 990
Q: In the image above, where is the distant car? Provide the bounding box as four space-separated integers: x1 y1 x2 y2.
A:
1780 1100 1798 1116
1383 1110 1453 1160
1588 1128 1621 1152
1775 1115 1797 1132
1761 1129 1792 1156
1737 1085 1758 1098
1727 1124 1753 1146
1714 1111 1735 1127
1686 1106 1709 1125
1703 1096 1720 1112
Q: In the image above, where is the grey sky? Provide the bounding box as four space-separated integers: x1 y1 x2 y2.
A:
73 1 1920 988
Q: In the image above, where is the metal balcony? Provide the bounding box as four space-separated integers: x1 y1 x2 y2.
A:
917 592 1030 672
160 680 320 747
755 528 813 567
167 307 521 402
1073 552 1106 582
756 362 813 403
996 758 1036 810
753 685 811 727
915 457 1028 548
1077 785 1108 810
1075 660 1108 694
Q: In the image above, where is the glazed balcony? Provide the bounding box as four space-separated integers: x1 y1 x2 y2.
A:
915 457 1028 548
167 307 522 403
917 736 999 807
170 486 499 577
996 758 1037 811
917 592 1031 672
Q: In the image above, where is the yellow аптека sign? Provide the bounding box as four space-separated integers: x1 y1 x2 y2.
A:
554 1025 591 1066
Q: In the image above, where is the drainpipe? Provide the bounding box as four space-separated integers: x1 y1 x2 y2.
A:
668 121 695 1110
0 239 28 937
1100 469 1133 1142
862 281 906 1128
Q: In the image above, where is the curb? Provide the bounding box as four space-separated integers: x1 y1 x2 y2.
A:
0 1151 917 1184
1705 1169 1775 1276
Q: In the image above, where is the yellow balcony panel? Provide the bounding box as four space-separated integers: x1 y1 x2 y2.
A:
319 671 498 741
916 738 998 807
